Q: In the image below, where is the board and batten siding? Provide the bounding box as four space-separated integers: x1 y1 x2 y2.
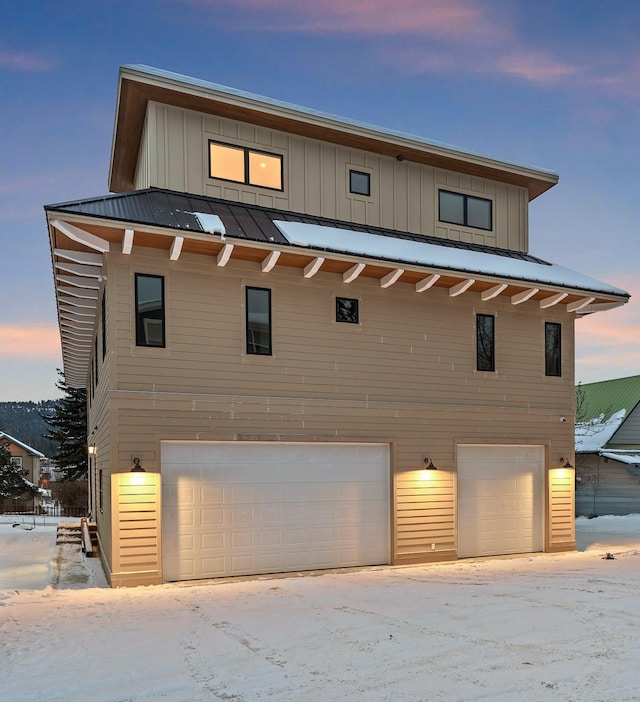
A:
137 102 528 252
96 245 576 581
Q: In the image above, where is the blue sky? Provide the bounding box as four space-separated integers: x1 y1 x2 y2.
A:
2 0 639 400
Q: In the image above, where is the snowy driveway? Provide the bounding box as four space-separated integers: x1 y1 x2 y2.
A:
2 516 640 701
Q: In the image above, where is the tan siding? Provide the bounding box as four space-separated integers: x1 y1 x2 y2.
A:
548 469 575 550
138 103 529 251
110 473 162 587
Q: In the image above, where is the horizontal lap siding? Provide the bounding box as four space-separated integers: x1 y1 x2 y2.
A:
548 470 575 549
576 454 640 516
103 246 575 575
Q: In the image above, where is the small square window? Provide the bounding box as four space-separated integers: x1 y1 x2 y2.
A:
248 150 282 189
349 170 371 197
209 143 245 183
336 297 359 324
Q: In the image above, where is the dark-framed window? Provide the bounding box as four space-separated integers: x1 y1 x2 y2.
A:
439 190 492 231
94 336 99 385
476 314 495 372
101 291 106 360
349 170 371 197
98 469 103 512
135 274 165 348
545 322 562 377
209 140 283 191
336 297 359 324
246 287 272 355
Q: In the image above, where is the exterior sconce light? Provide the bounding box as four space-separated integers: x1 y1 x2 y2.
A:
423 456 438 470
560 457 573 469
88 444 96 456
131 457 146 473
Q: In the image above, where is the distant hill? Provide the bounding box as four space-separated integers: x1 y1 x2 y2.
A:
0 401 58 456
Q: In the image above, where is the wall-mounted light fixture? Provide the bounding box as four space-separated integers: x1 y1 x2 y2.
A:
423 456 438 470
131 457 146 473
88 444 96 456
560 457 573 468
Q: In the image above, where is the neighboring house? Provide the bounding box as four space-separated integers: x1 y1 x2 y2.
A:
575 376 640 516
0 432 44 513
45 65 630 587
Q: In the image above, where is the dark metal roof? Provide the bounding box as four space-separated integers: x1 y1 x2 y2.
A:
45 187 550 265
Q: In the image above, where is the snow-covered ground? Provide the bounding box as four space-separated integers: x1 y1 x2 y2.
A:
2 516 640 701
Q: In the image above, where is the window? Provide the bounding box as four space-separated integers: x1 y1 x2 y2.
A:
545 322 562 377
349 170 371 197
209 141 283 191
10 456 23 469
99 469 103 512
94 336 99 385
135 274 165 347
101 291 106 360
246 287 272 355
336 297 359 324
439 190 492 231
476 314 495 372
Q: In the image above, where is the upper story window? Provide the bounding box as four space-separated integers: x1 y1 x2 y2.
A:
246 286 272 355
545 322 562 377
209 141 283 191
101 291 106 360
336 297 359 324
439 190 492 231
349 170 371 197
135 274 165 348
476 313 495 372
10 456 23 469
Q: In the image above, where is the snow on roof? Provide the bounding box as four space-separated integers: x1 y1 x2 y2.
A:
191 212 226 236
600 451 640 466
124 65 558 179
275 221 629 297
575 409 627 453
0 432 45 458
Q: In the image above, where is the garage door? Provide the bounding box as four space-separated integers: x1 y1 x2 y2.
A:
457 445 544 558
161 441 390 581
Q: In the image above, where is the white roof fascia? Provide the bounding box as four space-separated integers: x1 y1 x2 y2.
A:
0 432 46 458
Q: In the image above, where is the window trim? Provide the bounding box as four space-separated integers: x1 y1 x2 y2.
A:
545 321 562 377
208 140 284 192
135 273 166 348
245 286 272 356
476 313 496 372
438 189 493 231
10 456 23 469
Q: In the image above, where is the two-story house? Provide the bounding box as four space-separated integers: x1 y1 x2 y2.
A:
0 432 44 513
46 65 629 587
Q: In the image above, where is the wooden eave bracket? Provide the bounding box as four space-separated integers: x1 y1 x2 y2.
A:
261 250 281 273
304 257 325 278
449 278 475 297
511 287 539 305
380 268 404 288
567 296 596 313
217 243 234 267
415 273 440 293
343 262 365 283
51 219 110 253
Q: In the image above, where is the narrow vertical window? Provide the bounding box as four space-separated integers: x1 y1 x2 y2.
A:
545 322 562 376
98 469 103 512
135 274 165 347
476 314 495 372
246 287 272 355
101 291 106 360
94 336 99 385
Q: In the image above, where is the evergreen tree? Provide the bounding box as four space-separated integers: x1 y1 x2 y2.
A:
0 440 38 499
42 370 88 480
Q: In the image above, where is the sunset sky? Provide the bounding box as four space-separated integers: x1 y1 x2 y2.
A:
2 0 639 400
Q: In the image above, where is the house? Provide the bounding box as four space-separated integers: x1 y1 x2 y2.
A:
0 432 44 513
575 375 640 517
45 65 630 587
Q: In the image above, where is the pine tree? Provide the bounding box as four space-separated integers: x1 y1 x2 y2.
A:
0 440 39 499
42 370 88 481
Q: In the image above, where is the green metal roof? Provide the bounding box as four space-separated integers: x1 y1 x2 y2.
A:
576 375 640 424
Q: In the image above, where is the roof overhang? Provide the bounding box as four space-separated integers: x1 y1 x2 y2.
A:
109 65 559 200
46 209 628 389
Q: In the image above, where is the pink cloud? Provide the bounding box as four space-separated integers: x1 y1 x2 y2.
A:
0 325 61 360
186 0 503 40
494 50 580 86
0 48 55 72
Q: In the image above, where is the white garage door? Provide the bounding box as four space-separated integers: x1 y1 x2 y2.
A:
161 441 390 581
457 445 544 558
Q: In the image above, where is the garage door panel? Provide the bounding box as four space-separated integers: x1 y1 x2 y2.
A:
458 445 544 558
162 441 389 581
